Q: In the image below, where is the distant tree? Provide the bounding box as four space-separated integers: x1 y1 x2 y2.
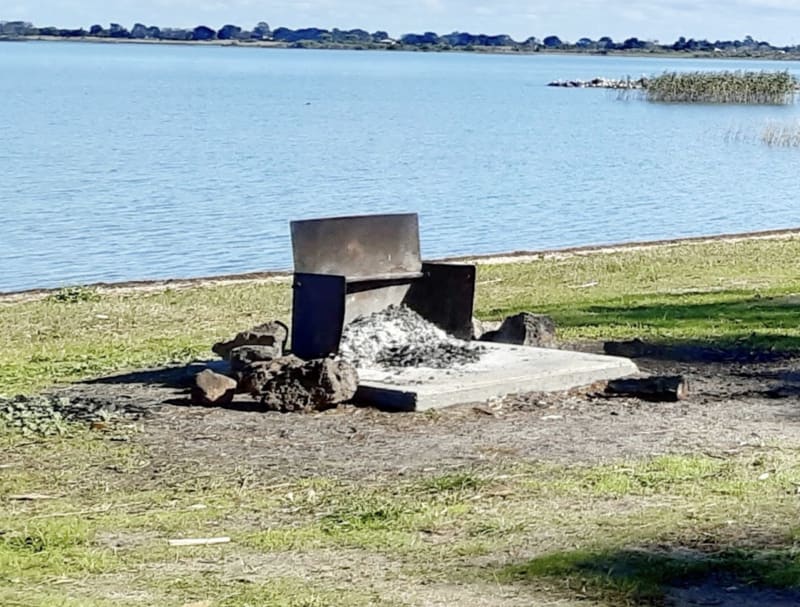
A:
371 30 390 42
622 37 646 50
672 36 687 50
272 27 329 43
160 28 192 40
130 23 148 39
88 24 103 36
108 23 129 38
252 21 271 39
597 36 615 49
576 37 594 48
542 35 562 48
218 24 242 40
192 25 216 41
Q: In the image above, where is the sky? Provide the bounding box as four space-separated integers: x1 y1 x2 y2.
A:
4 0 800 46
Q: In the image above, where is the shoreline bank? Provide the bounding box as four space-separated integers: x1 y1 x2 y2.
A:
3 36 799 61
3 226 799 302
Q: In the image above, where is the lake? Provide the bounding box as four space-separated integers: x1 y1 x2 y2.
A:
2 41 800 292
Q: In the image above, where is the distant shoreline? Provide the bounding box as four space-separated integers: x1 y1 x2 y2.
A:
2 35 799 61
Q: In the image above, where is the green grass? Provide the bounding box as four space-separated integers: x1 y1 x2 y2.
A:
4 235 800 604
5 429 800 605
3 236 800 395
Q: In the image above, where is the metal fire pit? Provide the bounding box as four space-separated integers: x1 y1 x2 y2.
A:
290 213 476 360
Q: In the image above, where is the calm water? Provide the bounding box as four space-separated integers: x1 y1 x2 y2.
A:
2 42 800 292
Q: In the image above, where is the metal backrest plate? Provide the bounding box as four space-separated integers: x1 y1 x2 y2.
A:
291 213 421 279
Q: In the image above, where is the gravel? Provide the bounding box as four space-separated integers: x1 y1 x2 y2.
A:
339 305 484 369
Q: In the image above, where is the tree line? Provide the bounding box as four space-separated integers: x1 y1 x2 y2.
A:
0 20 794 56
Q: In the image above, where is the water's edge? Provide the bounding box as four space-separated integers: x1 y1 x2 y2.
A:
4 226 797 301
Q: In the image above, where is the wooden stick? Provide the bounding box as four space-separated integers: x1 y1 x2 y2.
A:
9 493 60 501
605 376 689 402
168 537 231 547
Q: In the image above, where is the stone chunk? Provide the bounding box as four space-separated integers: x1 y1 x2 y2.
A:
191 370 237 406
259 358 359 413
212 321 288 360
230 345 281 374
238 355 305 396
480 312 556 348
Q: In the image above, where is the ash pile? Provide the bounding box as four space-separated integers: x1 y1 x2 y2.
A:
340 305 483 369
194 306 488 413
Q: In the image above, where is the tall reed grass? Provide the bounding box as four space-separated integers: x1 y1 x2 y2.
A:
761 120 800 147
645 70 797 104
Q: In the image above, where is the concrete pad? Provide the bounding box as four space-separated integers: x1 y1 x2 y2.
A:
355 343 638 412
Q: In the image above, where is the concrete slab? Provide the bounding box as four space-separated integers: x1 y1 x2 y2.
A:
355 343 638 412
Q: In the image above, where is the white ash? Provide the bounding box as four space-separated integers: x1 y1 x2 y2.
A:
339 305 484 369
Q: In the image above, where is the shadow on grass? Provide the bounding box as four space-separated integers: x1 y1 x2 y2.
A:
499 544 800 606
544 293 800 363
81 360 229 388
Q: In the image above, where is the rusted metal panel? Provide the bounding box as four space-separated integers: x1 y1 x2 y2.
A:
290 273 347 360
291 214 421 279
403 262 476 340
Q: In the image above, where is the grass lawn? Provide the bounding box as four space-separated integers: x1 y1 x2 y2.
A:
3 234 800 606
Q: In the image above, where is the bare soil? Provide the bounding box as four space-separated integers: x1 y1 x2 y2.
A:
57 342 800 481
44 341 800 606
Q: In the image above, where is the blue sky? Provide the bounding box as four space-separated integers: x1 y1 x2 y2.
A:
4 0 800 45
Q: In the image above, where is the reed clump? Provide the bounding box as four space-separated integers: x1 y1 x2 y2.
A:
645 70 797 104
761 120 800 147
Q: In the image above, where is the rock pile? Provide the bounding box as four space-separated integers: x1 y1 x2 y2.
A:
196 308 555 413
547 77 647 89
197 323 359 413
339 305 484 369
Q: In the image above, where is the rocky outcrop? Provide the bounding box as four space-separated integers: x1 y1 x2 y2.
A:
547 77 647 89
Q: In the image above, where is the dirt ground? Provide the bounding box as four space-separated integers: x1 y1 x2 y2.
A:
44 341 800 606
57 341 800 481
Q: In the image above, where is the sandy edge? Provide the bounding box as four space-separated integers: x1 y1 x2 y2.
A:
2 227 799 304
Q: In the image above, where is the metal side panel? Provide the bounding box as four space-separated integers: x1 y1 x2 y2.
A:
290 213 421 279
403 262 476 340
291 273 347 360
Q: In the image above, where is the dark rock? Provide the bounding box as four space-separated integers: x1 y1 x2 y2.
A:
230 345 281 374
238 355 305 396
212 321 288 360
481 312 556 347
191 370 237 406
260 358 358 413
